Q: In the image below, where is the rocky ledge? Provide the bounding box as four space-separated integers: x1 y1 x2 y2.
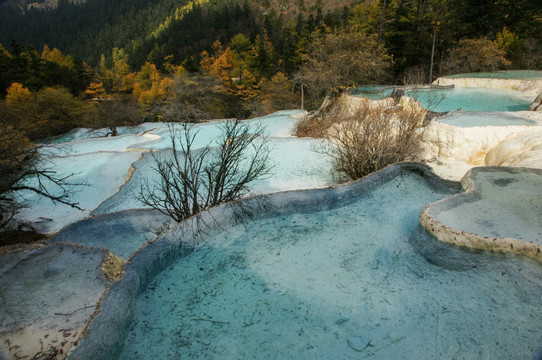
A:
420 167 542 262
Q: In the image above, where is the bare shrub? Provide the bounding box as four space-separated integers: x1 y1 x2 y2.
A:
295 115 334 138
138 120 272 223
402 66 428 85
517 38 542 69
320 100 425 181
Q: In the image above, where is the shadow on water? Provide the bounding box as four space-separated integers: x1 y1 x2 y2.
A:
506 104 529 111
409 224 542 272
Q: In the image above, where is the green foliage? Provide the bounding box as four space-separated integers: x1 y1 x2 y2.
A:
4 83 92 140
495 27 521 58
0 42 92 97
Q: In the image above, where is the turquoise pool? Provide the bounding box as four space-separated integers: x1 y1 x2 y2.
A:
354 86 532 112
116 171 542 359
68 165 542 360
407 87 532 112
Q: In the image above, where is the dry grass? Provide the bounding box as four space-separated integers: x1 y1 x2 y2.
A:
295 114 336 138
101 252 125 282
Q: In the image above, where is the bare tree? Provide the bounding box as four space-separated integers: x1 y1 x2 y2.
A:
0 114 82 232
138 120 272 222
319 100 424 181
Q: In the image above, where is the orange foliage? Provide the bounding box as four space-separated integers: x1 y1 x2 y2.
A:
84 82 107 99
5 83 32 105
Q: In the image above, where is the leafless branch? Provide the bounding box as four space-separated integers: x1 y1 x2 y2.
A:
138 120 272 223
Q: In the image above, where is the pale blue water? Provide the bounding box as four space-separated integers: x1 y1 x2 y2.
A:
351 86 394 100
407 87 531 112
354 86 532 112
436 111 537 127
116 173 542 359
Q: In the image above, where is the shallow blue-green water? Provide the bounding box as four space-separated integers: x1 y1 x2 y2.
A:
351 86 394 100
354 86 532 112
407 87 532 112
117 173 542 359
436 111 537 127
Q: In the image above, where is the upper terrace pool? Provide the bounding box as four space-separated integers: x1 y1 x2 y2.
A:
353 86 533 112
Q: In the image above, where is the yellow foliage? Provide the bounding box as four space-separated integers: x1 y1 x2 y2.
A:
494 27 521 56
260 72 297 112
0 43 11 58
41 44 75 68
136 62 161 90
209 47 235 82
84 82 107 99
5 83 32 106
118 72 136 93
212 40 223 54
200 50 213 72
134 74 174 108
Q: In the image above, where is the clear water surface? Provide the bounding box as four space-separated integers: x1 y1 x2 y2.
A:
118 173 542 359
354 86 533 112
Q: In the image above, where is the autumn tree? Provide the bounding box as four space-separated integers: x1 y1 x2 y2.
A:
252 72 298 116
34 87 93 138
84 81 107 99
200 36 262 117
112 48 136 93
41 44 75 69
5 83 92 139
295 30 392 104
442 38 511 74
494 27 521 58
5 82 41 137
162 73 228 123
97 54 115 92
348 0 381 35
133 62 174 119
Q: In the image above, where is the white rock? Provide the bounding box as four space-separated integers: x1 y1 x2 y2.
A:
347 336 371 352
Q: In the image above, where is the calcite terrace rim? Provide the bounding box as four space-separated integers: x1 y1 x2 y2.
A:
67 162 457 360
420 166 542 263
